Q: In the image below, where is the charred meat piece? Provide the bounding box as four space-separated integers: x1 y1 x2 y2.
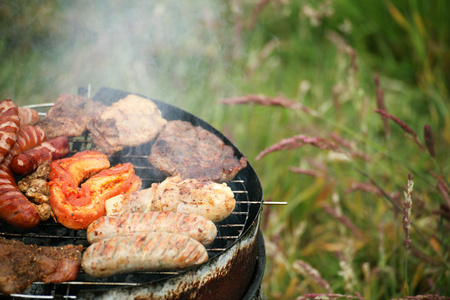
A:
148 120 247 182
18 162 51 204
88 94 167 154
106 175 236 223
0 237 82 295
37 94 105 139
18 162 53 221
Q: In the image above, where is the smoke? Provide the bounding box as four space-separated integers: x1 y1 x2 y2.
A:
38 1 231 107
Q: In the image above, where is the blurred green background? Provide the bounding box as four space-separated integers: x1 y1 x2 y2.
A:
1 0 449 299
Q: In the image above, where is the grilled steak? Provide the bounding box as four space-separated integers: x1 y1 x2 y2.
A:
37 94 105 139
0 237 82 295
88 94 167 154
148 120 247 182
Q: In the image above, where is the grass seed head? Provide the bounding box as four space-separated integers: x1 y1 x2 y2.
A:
294 260 333 294
402 173 414 249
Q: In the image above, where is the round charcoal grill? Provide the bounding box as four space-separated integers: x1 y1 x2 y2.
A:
0 87 265 300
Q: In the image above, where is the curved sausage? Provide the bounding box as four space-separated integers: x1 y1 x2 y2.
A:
87 211 217 246
82 232 208 278
4 125 47 164
0 100 20 164
18 106 40 126
0 125 46 229
11 136 70 176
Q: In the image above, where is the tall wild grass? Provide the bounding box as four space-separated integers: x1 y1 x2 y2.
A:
219 1 450 299
0 0 449 299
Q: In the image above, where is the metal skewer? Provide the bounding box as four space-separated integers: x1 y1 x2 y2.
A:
263 201 287 205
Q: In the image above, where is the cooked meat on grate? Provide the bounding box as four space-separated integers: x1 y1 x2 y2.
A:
18 106 40 126
105 175 236 223
18 162 53 221
0 99 20 164
87 211 217 246
0 125 46 229
11 136 70 176
0 237 82 295
49 151 142 230
148 120 247 182
82 232 208 278
88 94 167 154
37 94 105 139
18 162 51 205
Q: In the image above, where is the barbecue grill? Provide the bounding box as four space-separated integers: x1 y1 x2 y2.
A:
0 87 267 300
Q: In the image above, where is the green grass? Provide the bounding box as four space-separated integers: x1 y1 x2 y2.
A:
1 0 449 299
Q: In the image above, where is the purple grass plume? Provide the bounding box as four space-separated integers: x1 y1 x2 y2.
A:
374 109 426 151
294 260 333 294
219 94 308 111
256 135 339 160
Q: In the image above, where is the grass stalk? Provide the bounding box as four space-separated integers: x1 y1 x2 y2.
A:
402 173 414 296
289 108 434 185
357 169 450 271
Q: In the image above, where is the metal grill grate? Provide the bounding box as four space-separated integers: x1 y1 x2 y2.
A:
0 103 253 299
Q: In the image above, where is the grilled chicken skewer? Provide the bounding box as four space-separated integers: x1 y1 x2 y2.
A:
105 175 236 223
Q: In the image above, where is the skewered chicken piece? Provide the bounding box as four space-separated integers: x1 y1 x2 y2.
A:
106 175 235 223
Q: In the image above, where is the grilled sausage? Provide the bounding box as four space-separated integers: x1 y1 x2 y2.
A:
0 125 46 229
87 211 217 246
0 99 20 164
82 232 208 278
18 106 40 126
11 136 70 176
2 125 47 166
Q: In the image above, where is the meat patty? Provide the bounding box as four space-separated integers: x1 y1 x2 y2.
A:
0 237 82 295
88 94 167 154
148 120 247 182
37 94 105 139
